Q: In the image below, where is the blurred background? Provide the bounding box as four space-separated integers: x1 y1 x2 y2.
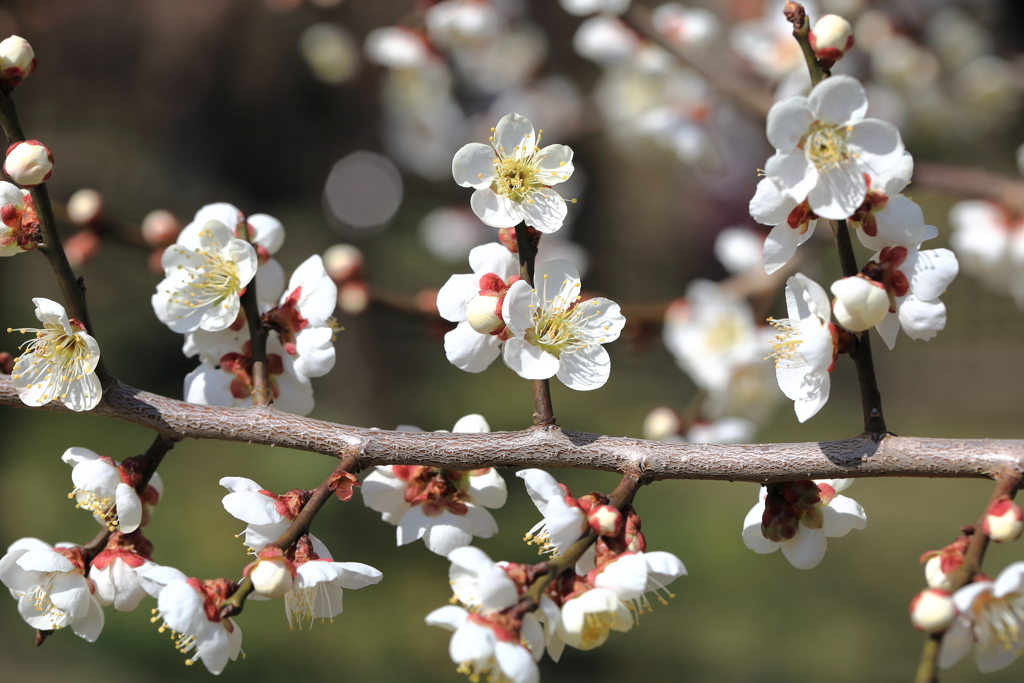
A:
1 0 1024 681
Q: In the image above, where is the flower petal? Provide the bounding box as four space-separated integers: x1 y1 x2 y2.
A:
114 483 143 533
766 96 814 149
519 188 567 234
807 162 867 220
494 113 536 161
422 510 475 556
503 337 560 380
742 500 779 554
821 495 867 537
556 343 612 391
444 322 502 373
763 222 800 275
471 188 524 228
453 143 499 189
780 525 827 569
809 75 868 125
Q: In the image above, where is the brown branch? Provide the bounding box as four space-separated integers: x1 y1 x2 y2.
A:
913 163 1024 216
1 376 1021 482
219 453 361 618
914 473 1022 682
513 224 556 427
621 4 773 119
785 2 828 87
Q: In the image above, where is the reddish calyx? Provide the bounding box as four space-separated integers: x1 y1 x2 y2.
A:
0 194 40 251
187 577 239 626
92 530 154 570
761 481 828 542
220 341 286 400
263 286 308 355
862 246 909 313
786 200 817 234
392 466 474 517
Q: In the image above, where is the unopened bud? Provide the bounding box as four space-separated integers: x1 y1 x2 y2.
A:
497 228 518 253
909 589 954 633
323 244 364 283
64 229 102 268
338 280 369 314
982 499 1023 543
4 140 53 187
0 36 37 90
923 555 954 591
809 14 855 62
643 407 682 441
66 189 103 225
831 276 889 331
249 557 294 599
0 351 13 374
465 295 503 334
141 209 182 247
588 505 623 537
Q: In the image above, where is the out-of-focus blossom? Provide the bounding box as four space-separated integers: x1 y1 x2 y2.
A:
419 207 492 263
767 274 837 422
714 227 764 275
66 189 102 225
10 297 102 412
939 562 1024 673
365 27 434 70
503 260 625 390
560 0 631 17
652 3 719 51
910 589 955 633
425 0 503 47
299 24 358 85
731 0 819 97
949 201 1024 307
685 417 756 444
983 499 1023 544
742 479 866 569
573 15 639 66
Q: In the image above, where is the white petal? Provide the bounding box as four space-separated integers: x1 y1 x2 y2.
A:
437 273 481 322
874 311 900 350
763 222 801 275
494 113 536 161
157 580 209 637
72 459 120 497
294 327 336 378
897 296 946 341
247 213 285 254
495 641 540 683
453 143 499 189
17 549 74 573
766 96 813 150
519 188 567 234
594 554 648 601
741 500 779 555
556 344 611 391
807 162 867 220
256 257 287 306
219 476 263 493
809 75 868 125
468 469 507 509
847 119 905 177
423 511 475 556
643 551 687 590
453 414 490 433
396 506 431 546
425 604 469 631
516 469 563 514
906 248 959 302
937 617 973 669
195 624 232 675
821 495 867 537
780 526 827 569
534 144 574 185
503 338 560 380
61 447 101 467
468 242 519 280
114 483 143 533
501 280 534 338
764 151 816 203
444 323 502 373
222 490 283 525
993 562 1024 599
70 595 104 642
466 504 499 539
471 188 524 228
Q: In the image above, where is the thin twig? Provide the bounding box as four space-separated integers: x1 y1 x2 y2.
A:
913 473 1022 682
219 452 361 617
513 224 556 427
237 218 270 406
784 2 828 87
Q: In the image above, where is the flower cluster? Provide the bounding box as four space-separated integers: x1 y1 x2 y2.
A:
151 203 338 416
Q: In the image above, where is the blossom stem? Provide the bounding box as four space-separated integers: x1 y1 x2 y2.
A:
514 472 644 614
913 472 1022 682
785 2 829 87
513 223 556 427
833 219 887 435
0 89 109 383
237 218 270 406
219 452 361 618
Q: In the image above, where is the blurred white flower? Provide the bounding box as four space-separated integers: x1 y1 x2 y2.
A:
939 563 1024 673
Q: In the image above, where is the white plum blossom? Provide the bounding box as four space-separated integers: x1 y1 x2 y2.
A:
0 538 104 641
573 15 640 66
742 479 867 570
767 274 837 422
62 447 163 533
713 227 764 275
749 177 818 275
284 559 382 629
151 219 257 334
560 0 631 16
88 531 155 613
361 416 507 556
447 546 519 613
426 605 542 683
263 254 338 379
949 200 1024 308
184 334 315 416
437 242 520 372
939 562 1024 673
425 0 502 47
652 3 720 51
517 469 586 557
502 260 625 390
557 552 686 651
663 280 770 395
145 568 243 674
758 75 908 221
219 477 332 557
9 297 102 412
452 113 574 233
0 181 38 256
866 245 959 349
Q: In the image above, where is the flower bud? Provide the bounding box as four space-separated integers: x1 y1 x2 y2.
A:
141 209 182 247
4 140 53 187
982 499 1023 543
249 557 294 599
923 555 954 591
909 589 954 633
323 244 364 283
465 295 503 334
0 36 37 90
808 14 855 62
64 229 102 268
66 189 103 225
588 505 623 537
338 280 369 314
643 407 682 441
831 276 889 331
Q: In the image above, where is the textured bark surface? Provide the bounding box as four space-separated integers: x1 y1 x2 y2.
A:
2 376 1021 482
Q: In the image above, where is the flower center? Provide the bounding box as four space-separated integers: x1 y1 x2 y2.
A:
168 232 243 311
581 610 615 649
525 276 605 358
69 488 119 530
972 592 1024 653
766 318 802 366
284 581 338 630
803 123 850 172
704 314 744 351
29 574 70 629
9 322 97 404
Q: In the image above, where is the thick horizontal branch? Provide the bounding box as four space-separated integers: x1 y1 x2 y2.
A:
1 376 1021 482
